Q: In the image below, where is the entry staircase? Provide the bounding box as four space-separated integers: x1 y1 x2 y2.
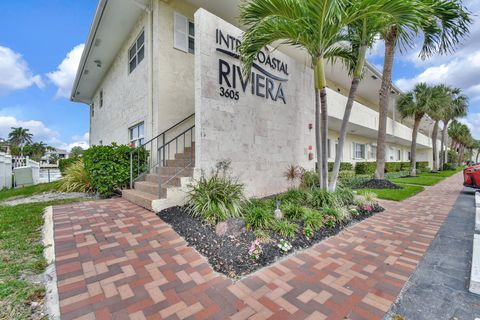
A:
122 114 195 212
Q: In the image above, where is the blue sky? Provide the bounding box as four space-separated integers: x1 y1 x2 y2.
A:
0 0 479 150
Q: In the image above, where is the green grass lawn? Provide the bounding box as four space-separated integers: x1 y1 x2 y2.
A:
419 168 463 178
0 198 85 319
389 175 444 186
357 183 425 201
0 181 61 202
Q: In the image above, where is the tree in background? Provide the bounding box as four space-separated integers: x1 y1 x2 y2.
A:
448 120 472 165
374 0 471 179
70 146 85 158
8 127 33 156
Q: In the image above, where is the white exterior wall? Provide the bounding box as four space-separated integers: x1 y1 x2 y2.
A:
0 153 12 189
195 9 315 197
89 14 150 146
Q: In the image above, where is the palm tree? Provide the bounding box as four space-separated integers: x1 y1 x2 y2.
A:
329 4 420 191
426 84 451 172
397 83 437 176
439 89 468 169
239 0 418 189
8 127 33 156
374 0 472 179
448 120 471 164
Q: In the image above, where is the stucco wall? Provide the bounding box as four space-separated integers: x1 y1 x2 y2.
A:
89 14 149 146
195 9 315 197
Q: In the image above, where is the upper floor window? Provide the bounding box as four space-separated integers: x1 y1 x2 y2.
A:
99 90 103 108
174 12 194 54
129 122 145 147
353 143 365 159
91 102 95 118
129 30 145 73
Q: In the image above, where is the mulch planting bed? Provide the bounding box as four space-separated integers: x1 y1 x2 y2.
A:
158 204 384 279
357 179 401 189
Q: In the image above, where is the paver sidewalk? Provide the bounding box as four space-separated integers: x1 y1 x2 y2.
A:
53 173 464 320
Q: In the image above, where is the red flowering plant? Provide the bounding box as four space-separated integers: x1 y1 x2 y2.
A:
324 214 337 228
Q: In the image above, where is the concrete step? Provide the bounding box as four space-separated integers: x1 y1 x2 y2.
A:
156 166 194 176
134 181 167 197
175 152 195 160
144 174 182 187
122 189 158 211
165 159 195 167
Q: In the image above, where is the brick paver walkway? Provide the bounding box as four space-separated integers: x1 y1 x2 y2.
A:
53 173 464 320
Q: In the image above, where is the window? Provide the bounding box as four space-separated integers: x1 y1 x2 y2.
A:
129 30 145 73
370 145 377 159
99 90 103 108
129 122 145 147
174 12 194 54
397 149 401 161
353 143 365 159
408 151 411 161
91 102 94 118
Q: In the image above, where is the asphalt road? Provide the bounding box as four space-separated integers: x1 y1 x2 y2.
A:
386 187 480 320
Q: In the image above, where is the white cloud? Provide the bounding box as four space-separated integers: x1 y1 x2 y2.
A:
0 116 59 144
47 44 84 98
0 46 44 94
0 116 89 151
460 114 480 139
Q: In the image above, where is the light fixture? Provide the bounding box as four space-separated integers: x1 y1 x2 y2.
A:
94 60 102 68
94 38 102 47
371 75 378 80
84 69 89 75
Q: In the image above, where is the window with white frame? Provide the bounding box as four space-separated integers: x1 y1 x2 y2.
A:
129 30 145 73
353 143 366 159
370 145 377 159
408 151 411 161
99 90 103 108
397 149 401 161
91 102 94 118
174 12 194 54
327 139 331 158
129 122 145 147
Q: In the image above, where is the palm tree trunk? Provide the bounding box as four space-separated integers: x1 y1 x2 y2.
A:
315 57 328 190
315 88 322 187
440 119 449 169
431 120 439 172
476 149 479 162
329 45 367 191
410 116 421 176
458 144 464 165
376 26 397 179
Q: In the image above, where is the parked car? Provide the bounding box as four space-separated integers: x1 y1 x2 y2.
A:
464 163 480 188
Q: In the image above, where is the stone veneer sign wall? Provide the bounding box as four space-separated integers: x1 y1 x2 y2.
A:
194 9 315 197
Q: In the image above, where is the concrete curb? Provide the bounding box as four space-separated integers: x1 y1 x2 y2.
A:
470 192 480 295
42 206 60 320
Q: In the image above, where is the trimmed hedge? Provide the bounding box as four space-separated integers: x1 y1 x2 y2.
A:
416 161 429 170
328 162 353 172
400 162 411 171
385 162 401 173
355 162 376 174
83 144 148 197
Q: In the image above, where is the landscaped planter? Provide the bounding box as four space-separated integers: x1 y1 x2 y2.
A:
158 203 384 279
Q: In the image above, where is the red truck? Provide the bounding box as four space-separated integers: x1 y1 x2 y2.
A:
464 163 480 188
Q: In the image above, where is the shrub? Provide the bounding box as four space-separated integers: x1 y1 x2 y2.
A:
333 188 355 206
385 170 410 180
400 162 411 171
245 206 274 230
277 188 309 205
338 170 355 182
283 164 303 185
385 162 401 173
305 188 339 209
301 170 320 188
281 202 304 220
82 144 147 197
322 207 340 220
339 174 372 189
416 161 429 170
59 160 91 193
58 157 79 175
443 162 457 170
272 220 298 238
302 208 324 231
328 162 353 172
355 162 376 174
186 173 248 224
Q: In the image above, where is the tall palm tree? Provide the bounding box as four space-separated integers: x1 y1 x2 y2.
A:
8 127 33 156
426 84 451 172
239 0 418 189
374 0 472 179
439 89 468 169
397 83 437 176
329 4 420 191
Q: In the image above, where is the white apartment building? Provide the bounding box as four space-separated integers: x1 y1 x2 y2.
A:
71 0 440 211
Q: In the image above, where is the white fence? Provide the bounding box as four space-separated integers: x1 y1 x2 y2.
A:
0 152 13 189
11 156 40 187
